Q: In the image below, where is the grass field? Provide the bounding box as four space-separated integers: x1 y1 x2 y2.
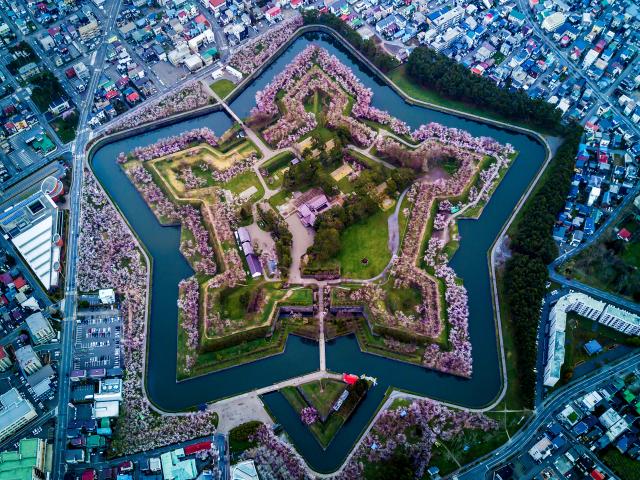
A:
602 448 640 480
337 209 391 279
299 379 346 418
383 283 422 315
286 288 314 306
211 79 236 99
50 114 78 143
211 280 285 328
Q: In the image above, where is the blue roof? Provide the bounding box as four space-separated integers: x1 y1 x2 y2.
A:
584 339 602 355
553 436 567 449
573 422 588 435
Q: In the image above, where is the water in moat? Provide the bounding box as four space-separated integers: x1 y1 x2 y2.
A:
90 32 545 472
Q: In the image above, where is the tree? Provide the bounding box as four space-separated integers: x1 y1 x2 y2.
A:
312 227 341 261
405 46 563 133
503 126 582 406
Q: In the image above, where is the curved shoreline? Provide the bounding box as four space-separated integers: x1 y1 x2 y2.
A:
83 26 552 474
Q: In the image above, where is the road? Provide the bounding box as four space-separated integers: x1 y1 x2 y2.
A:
51 0 124 476
458 352 640 479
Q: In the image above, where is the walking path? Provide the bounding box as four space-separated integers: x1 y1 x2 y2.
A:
318 285 326 372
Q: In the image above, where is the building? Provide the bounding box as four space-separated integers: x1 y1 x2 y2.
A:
296 193 329 227
231 460 259 480
0 438 47 480
0 346 12 372
94 378 122 402
0 389 37 441
541 12 566 32
0 186 63 290
543 293 606 387
15 345 42 376
78 19 100 41
235 227 262 278
25 311 55 345
599 305 640 335
98 288 115 305
206 0 226 13
161 449 197 480
27 364 54 398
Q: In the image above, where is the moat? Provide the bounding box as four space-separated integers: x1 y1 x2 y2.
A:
89 32 546 472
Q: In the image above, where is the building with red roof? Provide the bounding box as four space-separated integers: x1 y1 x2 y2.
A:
208 0 226 12
265 6 281 21
13 277 27 290
184 440 212 455
617 228 632 242
343 373 359 385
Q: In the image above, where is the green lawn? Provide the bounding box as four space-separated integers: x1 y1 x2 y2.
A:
338 209 391 279
210 79 236 99
262 151 295 174
622 240 640 267
299 379 346 419
214 281 285 325
267 189 291 210
50 114 78 143
602 448 640 480
224 170 265 202
286 288 314 306
383 283 422 316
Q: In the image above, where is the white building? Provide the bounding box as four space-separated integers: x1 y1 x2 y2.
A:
25 311 55 344
598 305 640 335
541 11 566 32
15 345 43 376
0 389 37 441
0 187 63 291
94 378 123 402
99 288 116 305
543 292 640 387
543 293 606 387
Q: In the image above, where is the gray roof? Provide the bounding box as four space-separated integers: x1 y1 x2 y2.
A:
26 364 54 388
246 254 262 277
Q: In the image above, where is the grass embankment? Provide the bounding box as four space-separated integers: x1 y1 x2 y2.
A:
211 79 236 99
260 151 295 190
